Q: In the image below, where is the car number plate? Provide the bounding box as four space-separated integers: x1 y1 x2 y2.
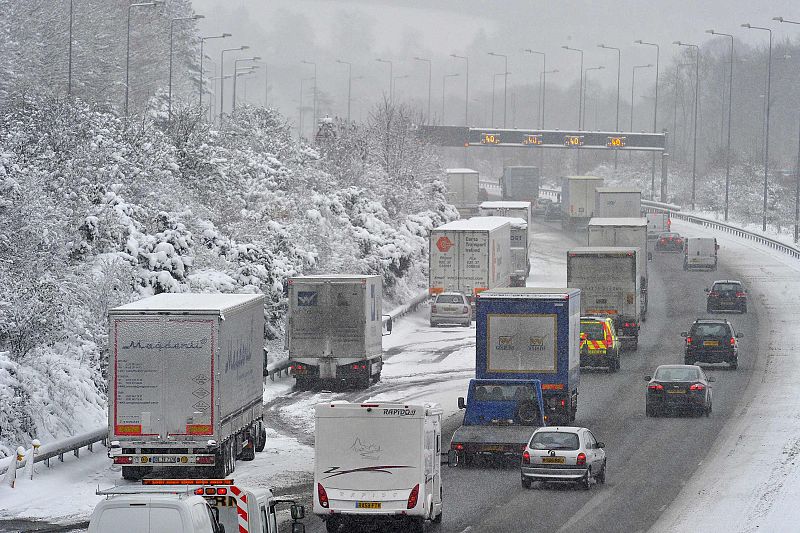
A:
541 456 565 464
667 389 686 394
150 457 178 463
482 445 506 452
703 340 719 346
356 502 382 509
588 349 606 355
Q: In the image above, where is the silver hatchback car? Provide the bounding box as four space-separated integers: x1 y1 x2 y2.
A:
430 292 471 327
521 426 607 489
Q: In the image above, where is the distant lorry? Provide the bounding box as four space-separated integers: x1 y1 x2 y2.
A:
314 402 443 533
429 218 512 306
587 217 650 319
107 294 267 481
646 212 671 240
287 275 390 389
561 176 605 228
567 247 642 350
684 237 719 271
445 168 481 218
474 288 580 425
501 166 540 203
595 187 642 218
91 479 306 533
478 201 533 286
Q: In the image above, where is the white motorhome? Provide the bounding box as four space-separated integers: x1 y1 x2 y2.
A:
684 237 719 271
314 402 443 533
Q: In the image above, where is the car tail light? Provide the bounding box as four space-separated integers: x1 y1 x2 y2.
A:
660 238 667 244
709 291 720 297
431 305 437 313
623 322 637 328
463 306 469 314
522 450 531 464
689 383 705 391
113 457 132 465
318 483 329 508
686 336 692 344
576 453 587 466
736 292 746 297
407 484 420 509
648 383 664 391
560 399 566 407
451 442 464 451
730 337 736 346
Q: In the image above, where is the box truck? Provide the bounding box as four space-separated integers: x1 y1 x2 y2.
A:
107 293 266 480
429 218 512 305
561 176 604 228
478 201 533 286
314 402 443 533
501 166 540 203
646 212 671 240
587 217 650 319
287 275 389 390
567 247 642 350
595 187 642 218
445 168 480 218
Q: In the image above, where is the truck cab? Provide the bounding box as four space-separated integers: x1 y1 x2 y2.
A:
450 379 545 465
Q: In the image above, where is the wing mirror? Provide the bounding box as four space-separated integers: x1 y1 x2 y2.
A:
704 288 710 293
291 504 305 520
643 375 652 382
457 397 466 410
447 449 459 467
680 332 688 338
596 441 605 449
382 315 393 336
708 376 716 383
735 332 743 339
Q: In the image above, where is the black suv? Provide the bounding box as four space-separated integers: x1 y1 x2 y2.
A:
706 280 747 313
682 319 742 369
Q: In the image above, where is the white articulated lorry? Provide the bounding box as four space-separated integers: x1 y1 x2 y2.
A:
314 402 443 533
587 217 650 320
429 217 512 307
287 275 389 390
445 168 481 218
595 187 642 218
107 294 267 481
560 175 604 228
478 201 532 286
567 247 642 350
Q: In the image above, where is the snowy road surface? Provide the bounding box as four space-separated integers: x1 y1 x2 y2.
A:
0 218 793 533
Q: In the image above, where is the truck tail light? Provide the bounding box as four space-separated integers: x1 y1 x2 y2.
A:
407 484 420 509
196 456 215 464
431 305 438 313
686 336 692 344
113 457 132 465
689 383 705 391
451 442 464 451
736 292 746 297
709 291 720 297
318 483 329 508
648 383 664 391
576 453 587 466
522 450 530 464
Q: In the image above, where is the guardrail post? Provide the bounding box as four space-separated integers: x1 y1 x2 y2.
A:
28 439 40 480
88 442 93 453
74 448 80 459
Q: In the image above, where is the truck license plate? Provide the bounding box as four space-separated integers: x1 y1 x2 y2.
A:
356 502 382 509
150 457 178 463
541 456 565 464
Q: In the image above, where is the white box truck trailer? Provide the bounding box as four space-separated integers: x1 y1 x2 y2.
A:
595 187 642 218
429 217 512 305
479 201 533 286
501 166 540 203
445 168 480 218
314 402 443 533
684 237 719 271
287 275 387 390
561 176 604 228
107 293 267 481
587 217 650 319
567 247 642 350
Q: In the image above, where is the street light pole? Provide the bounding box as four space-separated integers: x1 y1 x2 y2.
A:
233 56 260 114
336 59 353 123
491 72 506 127
376 58 393 103
635 40 660 199
599 44 621 170
169 14 204 121
742 24 773 231
450 54 469 126
562 46 584 129
707 30 735 221
524 49 545 128
199 33 230 108
631 64 653 132
219 45 249 121
540 69 558 128
68 0 74 95
125 1 160 115
301 60 317 130
674 42 700 210
414 57 432 124
442 73 460 124
583 66 605 130
775 17 800 241
488 52 508 127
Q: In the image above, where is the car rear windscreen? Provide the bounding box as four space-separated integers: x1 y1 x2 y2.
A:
436 294 464 304
713 283 741 292
654 367 700 381
691 323 730 337
581 322 605 340
529 431 580 451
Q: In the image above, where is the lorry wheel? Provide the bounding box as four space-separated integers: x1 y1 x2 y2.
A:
255 424 267 453
432 509 443 524
294 377 308 391
240 433 256 461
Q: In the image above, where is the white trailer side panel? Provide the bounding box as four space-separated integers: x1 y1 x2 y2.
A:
595 189 642 218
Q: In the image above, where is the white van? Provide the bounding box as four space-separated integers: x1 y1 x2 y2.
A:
314 402 443 533
89 480 306 533
684 237 719 271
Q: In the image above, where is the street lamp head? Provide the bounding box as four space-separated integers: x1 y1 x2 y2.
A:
705 29 715 34
222 33 231 37
672 40 682 45
561 45 569 50
488 52 497 56
773 16 784 22
240 45 249 50
634 39 643 44
193 14 205 19
741 23 751 28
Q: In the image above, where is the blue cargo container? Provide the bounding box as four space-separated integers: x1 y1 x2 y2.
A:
475 287 581 424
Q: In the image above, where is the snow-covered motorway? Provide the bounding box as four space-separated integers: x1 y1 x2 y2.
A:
0 217 788 533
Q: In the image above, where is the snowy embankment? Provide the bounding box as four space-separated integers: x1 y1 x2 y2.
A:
652 220 800 532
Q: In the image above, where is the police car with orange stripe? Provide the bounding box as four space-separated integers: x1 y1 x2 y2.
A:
580 316 621 371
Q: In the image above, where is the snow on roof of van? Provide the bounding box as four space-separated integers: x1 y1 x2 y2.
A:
445 168 479 174
588 217 648 226
435 217 511 231
112 293 263 313
480 201 532 209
